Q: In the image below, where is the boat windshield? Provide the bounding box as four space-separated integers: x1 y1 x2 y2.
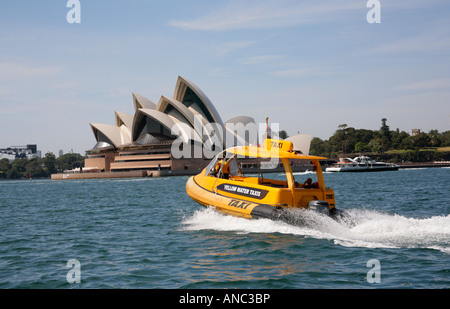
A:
205 150 242 178
292 171 319 188
204 150 276 180
205 151 321 188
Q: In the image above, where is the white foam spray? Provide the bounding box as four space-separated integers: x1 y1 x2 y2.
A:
182 208 450 254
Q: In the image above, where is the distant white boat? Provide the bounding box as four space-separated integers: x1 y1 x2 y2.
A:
325 156 399 172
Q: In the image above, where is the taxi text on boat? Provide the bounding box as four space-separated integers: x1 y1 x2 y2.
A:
186 139 342 221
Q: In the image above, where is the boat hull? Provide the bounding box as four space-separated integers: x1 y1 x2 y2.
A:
185 139 343 222
326 166 399 172
325 156 399 172
186 176 343 221
186 176 281 220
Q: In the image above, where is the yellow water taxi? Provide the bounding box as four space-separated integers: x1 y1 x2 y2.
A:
186 139 342 221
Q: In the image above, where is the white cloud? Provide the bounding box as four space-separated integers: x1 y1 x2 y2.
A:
0 62 63 80
169 0 363 31
270 67 311 78
270 66 339 78
369 32 450 54
207 67 239 77
395 78 450 91
216 41 255 55
237 54 282 65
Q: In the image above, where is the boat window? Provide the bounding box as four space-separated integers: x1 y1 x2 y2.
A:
292 159 319 188
205 151 239 178
235 157 263 179
205 152 222 176
228 155 240 176
293 172 319 188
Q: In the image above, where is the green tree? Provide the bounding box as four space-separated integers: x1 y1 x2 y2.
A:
354 141 368 153
380 118 390 139
278 130 288 139
6 168 21 179
0 158 12 178
55 153 84 172
310 137 329 156
354 129 376 146
25 158 46 178
428 130 441 147
329 124 350 154
401 136 415 150
412 133 432 148
309 122 449 161
379 118 391 151
42 152 57 174
391 130 409 149
440 130 450 146
11 159 27 178
370 137 383 154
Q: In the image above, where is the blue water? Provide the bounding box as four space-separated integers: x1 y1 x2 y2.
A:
0 168 448 288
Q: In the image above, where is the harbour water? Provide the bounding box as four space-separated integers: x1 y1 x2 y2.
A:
0 168 448 289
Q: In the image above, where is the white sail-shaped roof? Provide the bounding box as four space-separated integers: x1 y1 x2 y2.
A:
173 76 223 126
88 76 254 156
157 95 218 145
132 92 156 111
286 134 312 155
115 111 133 129
156 96 196 128
90 123 132 148
132 108 202 145
114 111 133 140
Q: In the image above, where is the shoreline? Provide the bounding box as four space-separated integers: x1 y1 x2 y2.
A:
2 162 449 181
50 162 450 180
397 162 450 169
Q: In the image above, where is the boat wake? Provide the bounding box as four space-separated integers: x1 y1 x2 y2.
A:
182 208 450 254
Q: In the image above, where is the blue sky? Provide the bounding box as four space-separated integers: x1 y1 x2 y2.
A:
1 0 449 156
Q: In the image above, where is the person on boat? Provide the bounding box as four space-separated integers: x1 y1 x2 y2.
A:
303 178 313 188
304 178 319 188
295 178 319 188
214 159 230 179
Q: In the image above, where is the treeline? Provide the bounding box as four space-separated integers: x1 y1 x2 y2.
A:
310 118 450 160
0 153 85 179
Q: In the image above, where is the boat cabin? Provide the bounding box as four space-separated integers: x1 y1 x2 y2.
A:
200 139 336 210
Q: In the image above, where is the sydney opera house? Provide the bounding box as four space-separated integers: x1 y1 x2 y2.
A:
79 76 260 178
51 76 312 179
